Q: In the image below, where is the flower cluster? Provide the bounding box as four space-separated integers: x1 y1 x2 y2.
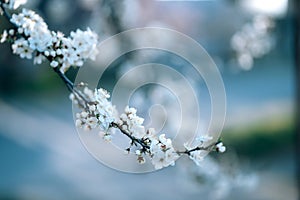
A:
118 106 146 139
215 141 226 153
1 7 98 73
71 87 116 133
11 9 52 51
231 15 275 70
51 28 98 72
70 85 183 169
181 135 226 166
149 134 179 169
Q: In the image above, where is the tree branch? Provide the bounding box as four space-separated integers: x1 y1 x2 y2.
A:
0 2 220 164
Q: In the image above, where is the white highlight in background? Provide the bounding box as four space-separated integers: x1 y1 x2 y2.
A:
240 0 288 17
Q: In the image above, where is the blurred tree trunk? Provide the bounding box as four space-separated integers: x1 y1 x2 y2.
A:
292 0 300 196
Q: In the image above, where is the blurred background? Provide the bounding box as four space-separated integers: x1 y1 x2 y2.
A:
0 0 298 199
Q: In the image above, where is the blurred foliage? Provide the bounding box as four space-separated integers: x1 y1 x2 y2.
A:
223 116 295 158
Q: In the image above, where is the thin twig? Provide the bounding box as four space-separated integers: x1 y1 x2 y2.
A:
110 122 150 151
53 67 74 90
177 144 215 156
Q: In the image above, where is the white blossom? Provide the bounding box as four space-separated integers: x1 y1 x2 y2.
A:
135 150 146 164
196 135 213 144
86 116 98 129
12 38 33 59
70 28 98 60
100 132 112 142
145 127 156 142
93 88 116 130
189 150 206 166
7 8 99 73
137 156 145 164
216 142 226 153
50 60 59 68
9 9 53 60
33 54 45 65
11 9 50 39
118 106 146 139
17 27 23 34
72 87 116 132
56 28 98 73
75 119 83 128
0 30 8 43
28 31 53 52
8 29 14 35
184 141 209 166
150 134 179 170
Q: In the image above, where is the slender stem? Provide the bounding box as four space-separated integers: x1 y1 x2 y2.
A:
52 67 91 109
53 67 74 91
110 122 150 151
177 144 215 156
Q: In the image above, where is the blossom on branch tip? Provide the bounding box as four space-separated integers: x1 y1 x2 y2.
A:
183 140 211 166
137 156 146 164
216 142 226 153
101 132 112 142
33 53 45 65
189 150 206 166
50 60 59 68
195 135 213 144
0 30 8 43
